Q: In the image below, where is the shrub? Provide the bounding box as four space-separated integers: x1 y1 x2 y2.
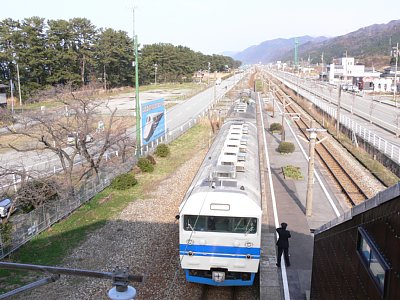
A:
283 165 303 180
110 173 138 190
270 123 282 132
146 155 156 165
16 179 60 212
137 157 154 173
278 142 295 154
155 144 170 157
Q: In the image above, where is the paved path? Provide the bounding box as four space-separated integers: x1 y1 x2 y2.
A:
260 99 345 300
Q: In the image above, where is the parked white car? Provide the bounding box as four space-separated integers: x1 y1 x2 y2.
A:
67 132 94 146
0 198 12 218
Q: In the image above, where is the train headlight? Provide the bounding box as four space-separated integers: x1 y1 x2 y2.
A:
245 242 253 248
188 251 193 256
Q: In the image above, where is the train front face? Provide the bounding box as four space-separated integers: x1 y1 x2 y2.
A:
179 192 262 286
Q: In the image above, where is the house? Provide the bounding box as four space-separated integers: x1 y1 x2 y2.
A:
327 57 382 91
376 65 400 93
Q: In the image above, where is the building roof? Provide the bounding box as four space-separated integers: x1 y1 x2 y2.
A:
315 183 400 234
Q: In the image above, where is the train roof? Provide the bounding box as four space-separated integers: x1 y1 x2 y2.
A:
179 101 261 214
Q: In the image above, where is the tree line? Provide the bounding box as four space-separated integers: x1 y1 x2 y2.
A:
0 17 241 101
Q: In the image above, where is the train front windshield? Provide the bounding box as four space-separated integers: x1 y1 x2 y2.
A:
183 215 257 234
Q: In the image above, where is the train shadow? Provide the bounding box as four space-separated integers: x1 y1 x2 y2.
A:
0 218 203 300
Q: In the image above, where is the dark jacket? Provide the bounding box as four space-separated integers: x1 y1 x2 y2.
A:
276 227 291 248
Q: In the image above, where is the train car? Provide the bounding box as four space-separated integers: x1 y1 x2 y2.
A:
178 100 262 286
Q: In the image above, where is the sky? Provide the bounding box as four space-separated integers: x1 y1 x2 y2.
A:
1 0 400 55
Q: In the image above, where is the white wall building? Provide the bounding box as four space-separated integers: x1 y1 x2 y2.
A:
328 57 381 90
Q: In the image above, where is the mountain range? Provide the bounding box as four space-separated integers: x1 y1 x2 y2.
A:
231 19 400 70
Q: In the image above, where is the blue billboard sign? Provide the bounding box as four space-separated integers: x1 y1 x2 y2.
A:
141 98 166 146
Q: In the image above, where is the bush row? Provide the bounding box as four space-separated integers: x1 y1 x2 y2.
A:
111 144 170 190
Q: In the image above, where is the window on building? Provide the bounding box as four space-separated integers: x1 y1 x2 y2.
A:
357 227 390 295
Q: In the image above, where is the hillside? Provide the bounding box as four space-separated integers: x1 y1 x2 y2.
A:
290 19 400 70
233 36 327 64
232 19 400 70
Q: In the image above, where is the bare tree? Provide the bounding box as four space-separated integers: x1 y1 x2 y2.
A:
3 83 133 193
0 165 40 222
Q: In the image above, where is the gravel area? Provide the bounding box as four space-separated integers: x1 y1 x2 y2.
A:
19 149 208 300
321 133 386 199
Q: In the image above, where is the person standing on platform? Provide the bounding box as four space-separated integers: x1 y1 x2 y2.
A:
276 222 291 267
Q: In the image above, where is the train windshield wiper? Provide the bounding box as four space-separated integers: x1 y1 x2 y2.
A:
187 223 195 232
244 220 253 236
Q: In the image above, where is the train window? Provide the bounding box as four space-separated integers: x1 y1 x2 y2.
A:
357 227 390 295
184 215 206 231
183 215 257 234
232 217 257 234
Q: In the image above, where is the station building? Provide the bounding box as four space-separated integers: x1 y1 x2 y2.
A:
311 183 400 299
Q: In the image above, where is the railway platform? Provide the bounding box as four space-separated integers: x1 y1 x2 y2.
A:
259 105 346 300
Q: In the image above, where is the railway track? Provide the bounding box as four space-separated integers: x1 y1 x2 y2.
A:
201 286 236 300
200 284 259 300
274 88 368 206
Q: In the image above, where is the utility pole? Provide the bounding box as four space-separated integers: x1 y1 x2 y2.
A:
344 50 348 85
321 52 324 79
16 63 22 106
207 62 211 85
280 96 291 142
134 35 140 157
154 63 158 85
394 43 398 107
306 131 316 216
7 41 14 113
10 76 14 114
103 65 107 90
133 4 140 157
281 94 286 141
304 122 327 217
272 88 275 118
336 85 342 137
294 37 299 70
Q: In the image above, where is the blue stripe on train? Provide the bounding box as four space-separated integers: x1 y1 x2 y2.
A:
184 270 256 286
179 244 261 256
180 252 260 259
179 244 260 255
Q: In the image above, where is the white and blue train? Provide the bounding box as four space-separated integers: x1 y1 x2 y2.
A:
178 100 262 286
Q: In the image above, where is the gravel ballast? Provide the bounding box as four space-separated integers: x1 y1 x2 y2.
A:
19 149 208 300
